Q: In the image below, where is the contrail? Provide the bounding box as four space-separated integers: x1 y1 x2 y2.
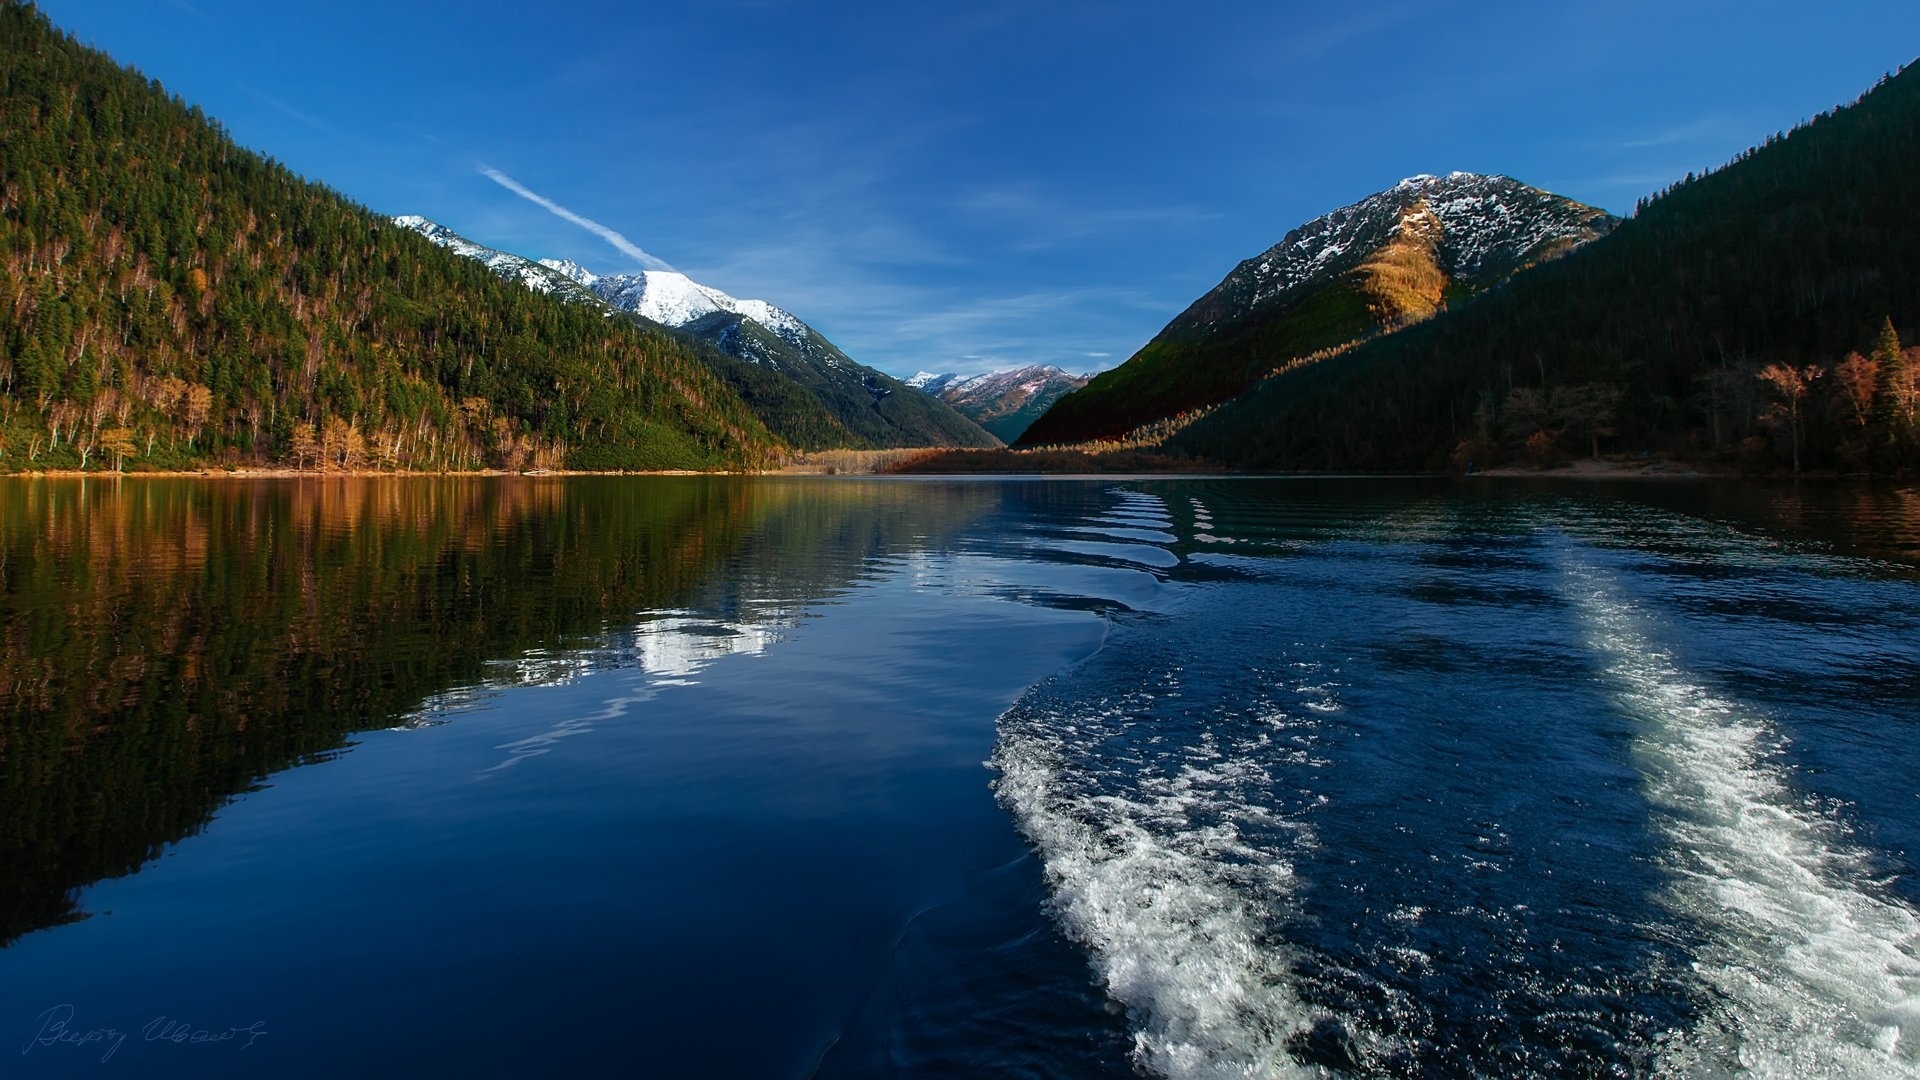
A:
479 166 674 272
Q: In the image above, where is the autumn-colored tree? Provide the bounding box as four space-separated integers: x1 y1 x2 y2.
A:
1757 362 1823 473
289 421 319 470
319 416 368 470
100 426 137 471
184 384 213 445
1834 351 1878 429
1830 350 1881 468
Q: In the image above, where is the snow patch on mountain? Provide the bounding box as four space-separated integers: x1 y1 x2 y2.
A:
1219 172 1616 325
538 258 598 287
906 371 958 394
908 365 1090 441
394 215 817 350
394 215 593 299
587 271 809 347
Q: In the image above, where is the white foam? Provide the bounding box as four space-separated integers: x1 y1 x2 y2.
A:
1564 561 1920 1077
994 696 1327 1078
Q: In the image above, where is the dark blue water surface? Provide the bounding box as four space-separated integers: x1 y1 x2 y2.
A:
3 476 1918 1078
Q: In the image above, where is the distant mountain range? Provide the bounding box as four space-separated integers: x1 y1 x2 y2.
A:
1019 172 1618 446
396 219 999 451
906 366 1089 442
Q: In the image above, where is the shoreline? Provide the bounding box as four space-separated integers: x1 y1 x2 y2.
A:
0 467 730 479
1466 458 1714 479
0 457 1887 482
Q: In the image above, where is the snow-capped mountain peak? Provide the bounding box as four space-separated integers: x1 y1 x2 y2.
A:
393 215 809 346
538 258 598 287
905 371 961 394
588 271 808 346
1213 172 1617 326
1019 172 1618 446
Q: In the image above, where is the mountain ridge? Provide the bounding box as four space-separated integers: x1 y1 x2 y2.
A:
1018 172 1617 446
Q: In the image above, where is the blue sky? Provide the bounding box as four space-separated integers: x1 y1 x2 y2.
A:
36 0 1920 377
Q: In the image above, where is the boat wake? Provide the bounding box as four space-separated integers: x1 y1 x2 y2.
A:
1564 557 1920 1078
993 636 1339 1079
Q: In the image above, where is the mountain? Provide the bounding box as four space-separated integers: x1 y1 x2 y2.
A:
393 219 856 450
905 365 1089 442
580 266 998 449
0 2 782 472
1171 65 1920 474
399 221 1000 450
393 216 604 306
1018 172 1618 446
549 261 806 344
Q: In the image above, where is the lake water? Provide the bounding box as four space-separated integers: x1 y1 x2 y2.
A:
3 476 1918 1078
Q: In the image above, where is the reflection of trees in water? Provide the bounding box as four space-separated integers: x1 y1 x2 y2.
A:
1108 478 1920 572
0 477 994 945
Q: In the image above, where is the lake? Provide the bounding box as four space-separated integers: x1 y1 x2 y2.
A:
3 475 1918 1078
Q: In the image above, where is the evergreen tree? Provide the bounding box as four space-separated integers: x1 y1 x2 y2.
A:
1874 318 1914 455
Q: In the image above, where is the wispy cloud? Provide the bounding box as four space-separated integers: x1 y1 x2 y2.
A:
1274 0 1439 62
1612 116 1732 150
161 0 216 26
239 86 349 141
479 166 674 271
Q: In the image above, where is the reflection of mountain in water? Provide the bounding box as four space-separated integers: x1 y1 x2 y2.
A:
0 477 993 945
408 609 802 706
633 611 795 680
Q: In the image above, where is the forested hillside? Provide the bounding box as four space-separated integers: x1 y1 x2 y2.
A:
1173 63 1920 474
0 1 782 472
